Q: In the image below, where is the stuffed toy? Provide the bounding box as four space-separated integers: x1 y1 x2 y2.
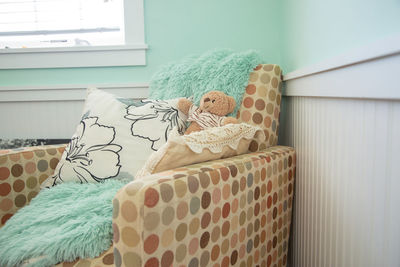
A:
178 91 238 134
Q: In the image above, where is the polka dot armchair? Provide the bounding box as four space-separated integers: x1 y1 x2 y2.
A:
0 64 295 267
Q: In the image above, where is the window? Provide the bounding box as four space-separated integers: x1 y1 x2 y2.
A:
0 0 125 49
0 0 147 69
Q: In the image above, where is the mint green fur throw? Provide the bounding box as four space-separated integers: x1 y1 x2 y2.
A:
0 180 126 267
149 49 262 116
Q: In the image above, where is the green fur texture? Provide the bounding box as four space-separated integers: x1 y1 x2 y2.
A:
0 180 127 267
149 49 262 116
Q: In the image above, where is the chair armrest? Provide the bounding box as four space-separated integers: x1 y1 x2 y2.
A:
113 146 295 267
0 144 66 226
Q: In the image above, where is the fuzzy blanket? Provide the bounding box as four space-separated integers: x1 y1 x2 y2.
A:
149 49 262 116
0 180 127 267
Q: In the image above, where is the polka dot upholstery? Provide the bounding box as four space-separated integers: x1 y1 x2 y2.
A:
0 144 66 226
237 64 282 151
54 245 115 267
113 146 295 267
0 64 296 267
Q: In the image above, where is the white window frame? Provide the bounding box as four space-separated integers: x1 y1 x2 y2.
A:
0 0 147 69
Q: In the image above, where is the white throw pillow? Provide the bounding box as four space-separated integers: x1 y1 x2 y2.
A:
42 87 187 187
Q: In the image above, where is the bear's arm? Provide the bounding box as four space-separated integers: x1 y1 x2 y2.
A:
222 117 238 125
177 98 193 115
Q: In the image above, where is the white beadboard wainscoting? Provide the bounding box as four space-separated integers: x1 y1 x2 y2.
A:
281 36 400 267
0 83 149 138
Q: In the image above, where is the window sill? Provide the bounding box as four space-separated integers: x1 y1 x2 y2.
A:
0 44 148 69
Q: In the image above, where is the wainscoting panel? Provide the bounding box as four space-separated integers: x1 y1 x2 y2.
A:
281 96 400 267
0 83 149 138
0 100 83 139
281 40 400 267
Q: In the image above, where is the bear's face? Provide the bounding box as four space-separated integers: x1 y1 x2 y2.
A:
199 91 236 116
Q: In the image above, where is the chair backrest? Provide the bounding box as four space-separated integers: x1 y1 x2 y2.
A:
236 64 282 151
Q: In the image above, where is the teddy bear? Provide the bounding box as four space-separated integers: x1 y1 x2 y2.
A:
177 91 238 135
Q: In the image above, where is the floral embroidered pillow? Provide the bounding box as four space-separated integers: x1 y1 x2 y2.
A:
42 87 187 187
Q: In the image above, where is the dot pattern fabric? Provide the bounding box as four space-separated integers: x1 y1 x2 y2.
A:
0 144 66 226
54 246 115 267
237 64 282 151
113 146 295 267
0 64 296 267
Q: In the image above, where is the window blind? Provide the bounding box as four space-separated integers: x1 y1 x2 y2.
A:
0 0 124 48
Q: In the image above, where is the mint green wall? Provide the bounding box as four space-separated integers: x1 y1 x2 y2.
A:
2 0 400 85
0 0 282 86
281 0 400 73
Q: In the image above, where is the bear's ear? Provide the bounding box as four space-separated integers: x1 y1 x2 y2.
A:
227 96 236 114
